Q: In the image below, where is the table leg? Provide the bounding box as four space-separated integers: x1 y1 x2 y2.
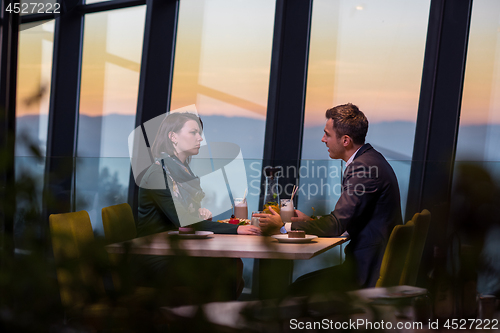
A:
252 258 293 300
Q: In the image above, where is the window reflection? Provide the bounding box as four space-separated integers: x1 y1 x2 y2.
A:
76 6 146 234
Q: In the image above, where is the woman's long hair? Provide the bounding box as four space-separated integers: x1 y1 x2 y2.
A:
151 112 203 161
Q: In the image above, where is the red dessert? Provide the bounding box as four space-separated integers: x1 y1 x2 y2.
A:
288 230 306 238
178 227 195 235
228 214 240 225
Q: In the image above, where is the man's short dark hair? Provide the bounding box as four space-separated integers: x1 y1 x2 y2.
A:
325 103 368 145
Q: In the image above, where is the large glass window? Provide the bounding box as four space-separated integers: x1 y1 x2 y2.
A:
296 0 430 275
300 0 430 215
455 0 500 296
76 6 146 234
16 21 54 157
14 21 54 248
456 0 500 165
171 0 275 217
170 0 276 293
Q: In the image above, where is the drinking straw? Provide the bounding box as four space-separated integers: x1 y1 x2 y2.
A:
243 188 248 203
290 185 298 202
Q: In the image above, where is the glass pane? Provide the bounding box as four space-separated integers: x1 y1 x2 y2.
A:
170 0 275 296
457 0 500 164
15 21 54 248
16 21 54 156
455 0 500 296
170 0 275 161
76 6 146 234
299 0 431 221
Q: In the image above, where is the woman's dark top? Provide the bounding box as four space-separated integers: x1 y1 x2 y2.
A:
137 154 238 237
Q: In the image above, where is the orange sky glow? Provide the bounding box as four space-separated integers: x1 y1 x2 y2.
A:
16 0 500 127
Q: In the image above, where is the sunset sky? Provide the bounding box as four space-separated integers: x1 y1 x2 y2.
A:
461 0 500 125
15 0 500 125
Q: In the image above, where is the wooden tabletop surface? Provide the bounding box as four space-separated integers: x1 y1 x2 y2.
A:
106 233 348 260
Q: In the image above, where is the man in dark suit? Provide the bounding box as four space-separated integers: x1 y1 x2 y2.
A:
258 103 402 293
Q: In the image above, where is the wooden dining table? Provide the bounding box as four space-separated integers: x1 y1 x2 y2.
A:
106 233 348 299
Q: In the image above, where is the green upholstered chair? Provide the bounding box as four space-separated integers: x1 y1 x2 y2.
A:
400 209 431 286
50 210 158 327
49 210 106 309
375 223 414 288
101 203 137 245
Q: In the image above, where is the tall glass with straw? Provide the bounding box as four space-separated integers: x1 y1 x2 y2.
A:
234 189 248 219
280 185 297 222
263 167 280 213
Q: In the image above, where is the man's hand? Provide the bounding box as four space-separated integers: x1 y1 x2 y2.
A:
290 209 313 223
253 207 283 235
237 225 261 235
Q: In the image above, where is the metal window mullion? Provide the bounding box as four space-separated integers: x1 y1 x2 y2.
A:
261 0 313 206
127 0 179 217
43 0 84 222
256 0 313 300
405 0 473 285
0 0 20 259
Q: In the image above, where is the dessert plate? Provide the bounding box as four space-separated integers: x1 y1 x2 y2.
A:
168 231 214 239
271 234 318 243
374 287 428 299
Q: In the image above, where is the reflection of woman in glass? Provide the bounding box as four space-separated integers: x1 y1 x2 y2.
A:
136 112 259 304
137 112 260 236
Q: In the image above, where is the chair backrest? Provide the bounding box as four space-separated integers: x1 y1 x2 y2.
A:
375 223 414 287
49 211 105 308
399 209 431 286
101 203 137 244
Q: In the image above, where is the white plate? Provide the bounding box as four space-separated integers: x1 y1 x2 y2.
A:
374 288 428 299
168 231 214 239
271 234 318 243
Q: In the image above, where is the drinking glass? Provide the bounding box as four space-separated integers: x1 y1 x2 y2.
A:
251 211 263 226
280 199 294 222
234 198 248 219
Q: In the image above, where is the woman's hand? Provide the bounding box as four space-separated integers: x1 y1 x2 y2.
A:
199 208 212 221
237 225 261 235
253 207 283 235
290 209 313 222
